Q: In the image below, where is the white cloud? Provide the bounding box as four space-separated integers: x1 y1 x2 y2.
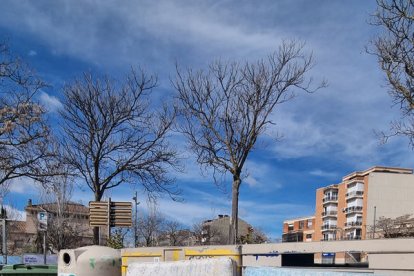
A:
3 205 26 221
28 50 37 56
8 177 38 194
0 0 285 72
39 91 63 112
244 175 258 187
243 160 283 191
309 169 338 179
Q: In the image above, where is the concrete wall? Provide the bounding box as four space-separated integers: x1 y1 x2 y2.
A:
79 239 414 275
126 258 236 276
242 238 414 255
366 172 414 233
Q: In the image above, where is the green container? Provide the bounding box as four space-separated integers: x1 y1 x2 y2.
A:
0 264 57 276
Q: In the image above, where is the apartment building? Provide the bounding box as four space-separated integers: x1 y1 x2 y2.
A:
314 166 414 242
282 166 414 264
282 216 315 242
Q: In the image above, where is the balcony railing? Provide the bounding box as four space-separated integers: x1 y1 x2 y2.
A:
321 237 336 241
321 224 337 230
344 221 363 228
346 191 364 199
343 235 361 240
343 206 363 214
322 210 338 217
323 196 338 203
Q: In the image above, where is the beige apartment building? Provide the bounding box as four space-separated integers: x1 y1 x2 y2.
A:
282 166 414 264
314 166 414 242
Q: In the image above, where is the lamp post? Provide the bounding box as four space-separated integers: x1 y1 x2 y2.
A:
373 206 377 239
1 205 7 264
132 192 140 247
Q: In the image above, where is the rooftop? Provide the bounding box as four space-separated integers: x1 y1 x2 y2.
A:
25 200 89 215
342 166 413 181
284 216 315 224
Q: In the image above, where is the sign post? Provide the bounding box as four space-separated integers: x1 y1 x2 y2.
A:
37 211 48 265
89 200 132 244
1 218 6 264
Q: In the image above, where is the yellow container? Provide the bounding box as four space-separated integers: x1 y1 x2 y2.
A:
121 248 185 275
121 245 241 275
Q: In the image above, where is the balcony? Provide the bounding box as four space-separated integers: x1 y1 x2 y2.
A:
343 206 363 214
343 235 361 240
346 191 364 199
321 224 337 231
282 232 304 242
321 237 336 241
346 178 364 187
323 196 338 204
321 210 338 217
344 221 363 228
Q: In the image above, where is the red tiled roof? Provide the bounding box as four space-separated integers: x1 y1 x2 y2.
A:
25 202 89 215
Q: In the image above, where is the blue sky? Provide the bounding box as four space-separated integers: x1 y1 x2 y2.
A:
1 0 413 240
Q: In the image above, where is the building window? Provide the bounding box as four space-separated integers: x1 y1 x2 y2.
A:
299 221 304 229
288 224 294 231
306 234 312 239
307 219 313 228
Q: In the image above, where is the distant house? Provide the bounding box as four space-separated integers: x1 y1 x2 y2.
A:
4 199 107 255
199 215 267 245
282 216 315 243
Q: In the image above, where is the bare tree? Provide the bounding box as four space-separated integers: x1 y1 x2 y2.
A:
175 41 324 244
238 226 269 244
372 214 414 238
107 228 130 249
136 211 165 247
60 69 179 244
38 163 88 253
160 220 188 246
0 42 52 191
371 1 414 145
192 221 219 246
0 204 25 255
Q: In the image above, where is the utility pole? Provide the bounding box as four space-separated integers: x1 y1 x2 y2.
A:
0 206 6 264
132 192 140 247
373 206 377 239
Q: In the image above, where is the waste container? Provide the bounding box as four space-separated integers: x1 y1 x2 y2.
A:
0 264 57 276
58 246 121 276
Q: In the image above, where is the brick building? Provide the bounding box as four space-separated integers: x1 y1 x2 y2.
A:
282 216 315 242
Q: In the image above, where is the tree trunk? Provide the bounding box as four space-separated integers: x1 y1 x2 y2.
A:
93 191 102 245
229 175 241 244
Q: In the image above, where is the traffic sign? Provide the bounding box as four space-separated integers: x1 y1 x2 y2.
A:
89 200 132 227
37 211 48 231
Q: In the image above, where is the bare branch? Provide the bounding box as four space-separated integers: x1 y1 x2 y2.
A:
0 42 55 190
60 68 180 244
175 41 324 244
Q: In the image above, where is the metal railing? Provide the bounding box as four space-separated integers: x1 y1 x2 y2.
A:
322 210 338 216
321 224 337 230
346 191 364 198
344 221 363 227
343 235 361 240
343 206 363 214
323 196 338 203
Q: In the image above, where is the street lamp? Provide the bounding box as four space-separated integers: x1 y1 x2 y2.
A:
0 205 7 264
132 192 140 247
